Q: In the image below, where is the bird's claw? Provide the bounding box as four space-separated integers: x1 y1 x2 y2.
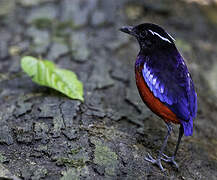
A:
161 153 179 169
145 153 155 162
145 153 166 172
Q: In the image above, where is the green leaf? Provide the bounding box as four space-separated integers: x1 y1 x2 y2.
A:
21 56 84 102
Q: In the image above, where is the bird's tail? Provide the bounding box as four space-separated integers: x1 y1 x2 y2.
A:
180 118 193 136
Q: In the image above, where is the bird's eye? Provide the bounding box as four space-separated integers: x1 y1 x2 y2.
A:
139 31 147 38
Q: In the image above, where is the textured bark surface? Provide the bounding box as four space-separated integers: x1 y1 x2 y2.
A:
0 0 217 179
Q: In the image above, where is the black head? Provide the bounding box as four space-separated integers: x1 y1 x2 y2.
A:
120 23 175 52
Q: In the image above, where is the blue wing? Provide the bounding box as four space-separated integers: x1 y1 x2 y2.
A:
141 50 197 122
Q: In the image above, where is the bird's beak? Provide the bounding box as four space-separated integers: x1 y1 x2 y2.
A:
119 26 134 35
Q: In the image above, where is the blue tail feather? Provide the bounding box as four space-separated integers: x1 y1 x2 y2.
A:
180 118 193 136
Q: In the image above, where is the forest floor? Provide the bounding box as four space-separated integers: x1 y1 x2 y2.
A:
0 0 217 179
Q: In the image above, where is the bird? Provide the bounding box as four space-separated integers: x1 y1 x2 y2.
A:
120 23 197 171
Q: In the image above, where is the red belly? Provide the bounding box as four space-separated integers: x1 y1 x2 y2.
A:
135 70 180 124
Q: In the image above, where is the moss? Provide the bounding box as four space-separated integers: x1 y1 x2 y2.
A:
54 20 76 38
56 20 75 31
57 157 85 168
69 147 82 156
57 147 87 168
32 18 53 29
93 140 118 176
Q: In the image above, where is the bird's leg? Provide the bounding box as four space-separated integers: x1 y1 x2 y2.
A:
145 123 172 171
161 125 184 169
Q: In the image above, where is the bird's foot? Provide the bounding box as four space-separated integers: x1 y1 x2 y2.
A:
145 153 166 172
161 153 179 169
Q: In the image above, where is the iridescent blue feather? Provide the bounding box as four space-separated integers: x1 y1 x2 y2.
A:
140 48 197 136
